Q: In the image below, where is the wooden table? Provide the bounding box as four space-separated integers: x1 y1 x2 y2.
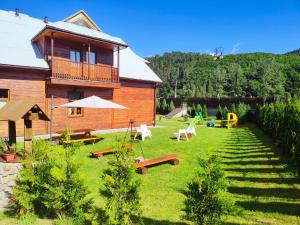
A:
57 129 95 137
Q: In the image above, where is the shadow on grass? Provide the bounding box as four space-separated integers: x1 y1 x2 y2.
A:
222 160 281 166
237 201 300 216
221 154 276 160
228 186 300 199
216 149 273 155
224 167 287 173
142 217 188 225
227 176 300 184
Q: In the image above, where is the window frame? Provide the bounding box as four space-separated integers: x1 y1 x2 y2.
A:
70 49 81 63
67 90 84 118
85 51 96 64
0 89 10 102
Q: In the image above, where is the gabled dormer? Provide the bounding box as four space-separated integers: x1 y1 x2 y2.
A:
63 10 101 31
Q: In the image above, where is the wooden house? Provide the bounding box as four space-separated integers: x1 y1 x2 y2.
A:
0 9 161 137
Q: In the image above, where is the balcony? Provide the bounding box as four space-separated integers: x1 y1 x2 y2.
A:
49 57 120 88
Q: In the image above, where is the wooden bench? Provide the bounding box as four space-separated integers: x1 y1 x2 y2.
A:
57 129 95 137
63 137 101 145
134 154 179 174
91 144 132 158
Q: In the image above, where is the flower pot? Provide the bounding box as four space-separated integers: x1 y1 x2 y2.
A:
3 153 15 162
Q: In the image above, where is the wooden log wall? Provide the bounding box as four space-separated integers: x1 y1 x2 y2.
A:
0 69 156 136
0 70 48 137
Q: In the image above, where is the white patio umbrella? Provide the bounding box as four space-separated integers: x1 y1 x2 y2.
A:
50 95 127 140
58 95 127 109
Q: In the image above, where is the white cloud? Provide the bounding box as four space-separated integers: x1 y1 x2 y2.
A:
231 42 241 54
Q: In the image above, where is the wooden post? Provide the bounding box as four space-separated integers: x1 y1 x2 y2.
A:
8 121 16 146
117 46 120 82
88 42 90 79
24 119 33 155
153 84 156 126
51 32 54 68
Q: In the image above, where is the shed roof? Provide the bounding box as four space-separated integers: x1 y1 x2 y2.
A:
0 9 162 83
0 100 50 121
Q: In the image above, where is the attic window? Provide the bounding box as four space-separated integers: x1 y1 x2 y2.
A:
0 89 9 102
72 18 93 29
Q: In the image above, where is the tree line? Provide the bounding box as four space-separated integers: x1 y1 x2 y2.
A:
147 52 300 99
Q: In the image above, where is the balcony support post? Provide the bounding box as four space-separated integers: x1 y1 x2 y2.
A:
117 46 120 82
51 32 54 69
88 42 90 79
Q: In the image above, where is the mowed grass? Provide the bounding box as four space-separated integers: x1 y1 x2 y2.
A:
1 118 300 224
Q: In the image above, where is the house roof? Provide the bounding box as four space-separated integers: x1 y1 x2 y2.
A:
119 48 162 83
0 100 50 122
0 9 161 83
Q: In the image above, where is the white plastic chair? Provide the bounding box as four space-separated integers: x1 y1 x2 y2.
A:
186 125 196 136
135 124 152 141
174 129 189 142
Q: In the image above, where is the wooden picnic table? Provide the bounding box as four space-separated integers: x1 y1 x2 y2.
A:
57 129 95 137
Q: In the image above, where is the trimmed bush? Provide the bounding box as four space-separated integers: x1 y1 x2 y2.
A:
161 99 168 115
256 100 300 171
101 145 142 225
182 155 235 225
202 104 208 118
222 106 229 120
191 104 196 117
156 98 160 113
231 103 237 114
13 140 94 224
196 104 202 114
238 103 251 123
169 100 175 112
216 105 223 120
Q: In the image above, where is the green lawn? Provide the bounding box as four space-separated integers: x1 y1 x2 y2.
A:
1 118 300 224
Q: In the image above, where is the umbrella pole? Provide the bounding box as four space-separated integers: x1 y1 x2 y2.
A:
50 96 53 142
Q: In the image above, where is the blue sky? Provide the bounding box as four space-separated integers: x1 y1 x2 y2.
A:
1 0 300 57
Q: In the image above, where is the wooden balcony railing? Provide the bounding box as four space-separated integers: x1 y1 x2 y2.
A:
51 57 119 83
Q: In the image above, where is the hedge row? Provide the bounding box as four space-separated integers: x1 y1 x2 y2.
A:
256 99 300 170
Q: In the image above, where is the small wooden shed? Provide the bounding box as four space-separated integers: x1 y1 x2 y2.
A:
0 100 50 154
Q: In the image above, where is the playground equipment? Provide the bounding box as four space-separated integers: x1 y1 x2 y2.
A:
191 112 205 126
207 121 215 127
221 113 238 129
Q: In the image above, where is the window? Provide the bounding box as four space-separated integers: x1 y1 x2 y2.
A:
85 51 96 64
70 49 81 63
68 90 83 117
0 89 9 109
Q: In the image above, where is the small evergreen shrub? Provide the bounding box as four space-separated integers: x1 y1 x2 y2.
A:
182 155 235 225
101 144 143 225
216 105 223 120
191 104 196 117
156 98 161 114
169 100 175 112
13 140 94 224
196 104 202 114
187 106 192 116
231 103 237 114
161 99 168 115
237 103 251 123
202 104 208 118
222 106 229 120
